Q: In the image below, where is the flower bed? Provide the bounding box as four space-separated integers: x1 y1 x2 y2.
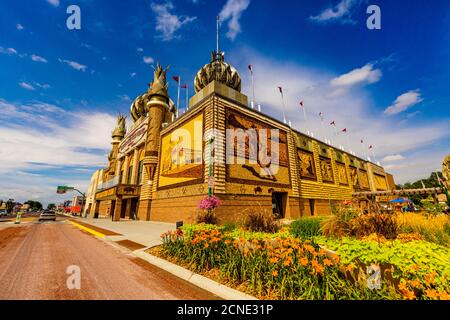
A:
154 224 449 300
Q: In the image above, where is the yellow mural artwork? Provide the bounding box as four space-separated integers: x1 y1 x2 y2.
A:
374 174 388 190
158 113 204 188
337 163 348 185
226 110 290 187
349 167 359 186
298 150 316 180
360 170 370 189
320 157 334 183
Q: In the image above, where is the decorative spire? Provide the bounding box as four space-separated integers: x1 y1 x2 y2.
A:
112 113 126 139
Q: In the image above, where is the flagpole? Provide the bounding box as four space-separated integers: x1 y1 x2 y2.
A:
361 140 367 159
250 67 255 109
216 16 219 53
186 85 189 110
278 87 287 124
177 76 181 118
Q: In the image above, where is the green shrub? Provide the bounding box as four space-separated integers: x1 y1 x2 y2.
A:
290 217 323 239
222 222 238 233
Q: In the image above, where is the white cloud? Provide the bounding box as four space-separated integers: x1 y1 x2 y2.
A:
151 2 196 41
143 56 154 64
0 47 18 55
0 99 116 204
228 47 450 184
58 58 87 72
310 0 359 24
137 47 144 52
34 82 51 89
384 89 423 115
331 64 382 88
18 82 35 91
46 0 60 7
130 72 137 77
219 0 251 41
382 154 405 162
16 24 24 30
31 54 48 63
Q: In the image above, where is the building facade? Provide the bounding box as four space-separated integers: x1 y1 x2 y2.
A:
89 52 394 223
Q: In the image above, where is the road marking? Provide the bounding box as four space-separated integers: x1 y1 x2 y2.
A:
69 221 106 238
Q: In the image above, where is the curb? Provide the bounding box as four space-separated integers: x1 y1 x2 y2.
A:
132 249 258 301
69 220 106 239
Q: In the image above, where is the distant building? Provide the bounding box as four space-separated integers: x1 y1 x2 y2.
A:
84 169 104 216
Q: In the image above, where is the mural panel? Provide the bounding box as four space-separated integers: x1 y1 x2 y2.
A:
298 150 316 180
158 113 204 189
226 110 290 187
359 170 370 189
374 174 388 190
349 166 359 187
320 157 334 183
337 163 348 185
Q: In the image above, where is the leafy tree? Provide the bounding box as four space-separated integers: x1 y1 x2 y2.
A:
5 200 14 213
47 203 56 210
24 200 43 211
396 172 445 207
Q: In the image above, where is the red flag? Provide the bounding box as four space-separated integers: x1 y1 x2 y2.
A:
369 145 373 149
341 128 347 133
299 101 304 107
172 76 180 83
361 139 364 144
278 86 283 94
330 120 336 126
181 83 187 89
248 65 253 72
147 82 153 87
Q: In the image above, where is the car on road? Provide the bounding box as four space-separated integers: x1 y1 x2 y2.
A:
39 210 56 222
0 210 8 216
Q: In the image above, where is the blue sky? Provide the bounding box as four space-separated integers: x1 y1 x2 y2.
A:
0 0 449 205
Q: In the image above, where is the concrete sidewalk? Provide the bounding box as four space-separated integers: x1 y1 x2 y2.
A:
72 217 175 248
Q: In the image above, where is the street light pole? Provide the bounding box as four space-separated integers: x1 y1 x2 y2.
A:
208 137 215 198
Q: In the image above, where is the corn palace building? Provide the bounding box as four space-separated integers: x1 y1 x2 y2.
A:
87 51 395 223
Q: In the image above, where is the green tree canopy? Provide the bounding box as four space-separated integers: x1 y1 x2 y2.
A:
47 203 56 210
24 200 43 211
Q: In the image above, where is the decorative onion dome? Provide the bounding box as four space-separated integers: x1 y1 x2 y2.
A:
194 51 241 93
130 63 173 122
130 93 149 122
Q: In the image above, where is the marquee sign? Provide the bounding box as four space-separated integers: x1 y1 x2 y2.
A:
118 120 148 158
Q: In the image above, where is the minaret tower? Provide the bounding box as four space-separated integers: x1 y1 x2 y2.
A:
136 63 174 219
107 114 126 179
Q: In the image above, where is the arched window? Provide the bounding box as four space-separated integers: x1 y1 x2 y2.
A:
138 150 145 185
120 160 126 184
127 154 135 184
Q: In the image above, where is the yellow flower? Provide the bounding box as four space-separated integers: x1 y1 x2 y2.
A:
269 257 279 264
425 289 438 299
402 289 416 300
272 270 278 277
204 243 209 249
300 257 308 266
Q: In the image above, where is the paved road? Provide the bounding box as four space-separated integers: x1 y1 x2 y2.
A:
0 219 217 300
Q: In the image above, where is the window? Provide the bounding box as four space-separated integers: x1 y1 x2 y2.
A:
127 166 133 184
138 160 144 184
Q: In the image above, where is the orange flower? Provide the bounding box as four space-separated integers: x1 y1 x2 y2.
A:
409 279 421 288
283 259 292 267
224 239 231 245
272 270 279 277
311 259 324 274
300 257 308 266
402 289 416 300
269 257 279 264
438 291 450 300
304 244 315 254
323 258 333 267
344 264 354 272
425 289 438 299
398 282 408 292
318 249 327 256
204 243 209 249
